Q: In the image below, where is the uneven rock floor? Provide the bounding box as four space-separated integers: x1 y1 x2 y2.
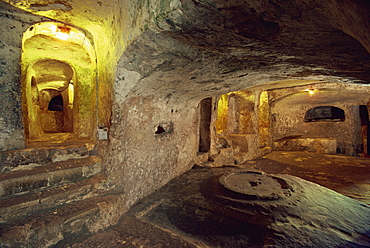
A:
70 151 370 248
257 151 370 204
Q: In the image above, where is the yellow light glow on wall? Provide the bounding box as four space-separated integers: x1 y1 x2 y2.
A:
304 88 315 95
258 91 270 147
68 83 74 106
215 90 256 135
23 22 92 56
228 90 255 102
216 94 229 134
46 25 70 41
54 31 69 41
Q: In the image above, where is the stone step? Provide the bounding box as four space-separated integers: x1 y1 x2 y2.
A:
0 194 121 248
70 216 199 248
0 143 96 173
0 156 102 197
0 173 107 224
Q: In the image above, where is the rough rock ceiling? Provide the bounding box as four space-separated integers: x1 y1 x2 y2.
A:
118 0 370 105
3 0 370 105
273 89 370 107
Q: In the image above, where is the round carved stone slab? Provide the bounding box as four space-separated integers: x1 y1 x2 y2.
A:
219 171 292 200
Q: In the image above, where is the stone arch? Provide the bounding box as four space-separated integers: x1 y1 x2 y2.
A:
26 59 75 135
304 106 345 122
21 22 97 144
48 95 64 111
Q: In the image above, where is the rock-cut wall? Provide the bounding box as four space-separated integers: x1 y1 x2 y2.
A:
106 89 199 209
0 2 46 151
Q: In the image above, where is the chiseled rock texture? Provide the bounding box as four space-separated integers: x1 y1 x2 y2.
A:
0 2 48 151
268 174 370 247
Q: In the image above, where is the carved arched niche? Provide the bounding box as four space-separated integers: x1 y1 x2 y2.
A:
26 60 75 137
304 106 345 122
21 22 97 144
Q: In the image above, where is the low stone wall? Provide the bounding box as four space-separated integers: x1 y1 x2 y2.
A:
274 137 337 154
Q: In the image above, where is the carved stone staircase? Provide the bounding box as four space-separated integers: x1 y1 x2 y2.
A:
0 143 120 247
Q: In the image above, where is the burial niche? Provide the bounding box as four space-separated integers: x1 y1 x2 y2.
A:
199 98 212 153
304 106 345 122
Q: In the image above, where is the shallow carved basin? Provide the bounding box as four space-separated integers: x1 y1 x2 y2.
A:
219 171 293 200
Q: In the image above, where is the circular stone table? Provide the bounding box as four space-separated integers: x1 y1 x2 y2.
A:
219 171 294 200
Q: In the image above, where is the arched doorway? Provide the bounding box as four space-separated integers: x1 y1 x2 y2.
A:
359 105 370 156
27 60 75 136
21 22 96 144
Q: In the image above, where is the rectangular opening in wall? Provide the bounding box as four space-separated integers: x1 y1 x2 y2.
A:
199 98 212 153
359 105 370 156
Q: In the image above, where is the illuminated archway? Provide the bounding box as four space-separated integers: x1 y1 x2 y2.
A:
21 22 97 144
25 59 76 137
